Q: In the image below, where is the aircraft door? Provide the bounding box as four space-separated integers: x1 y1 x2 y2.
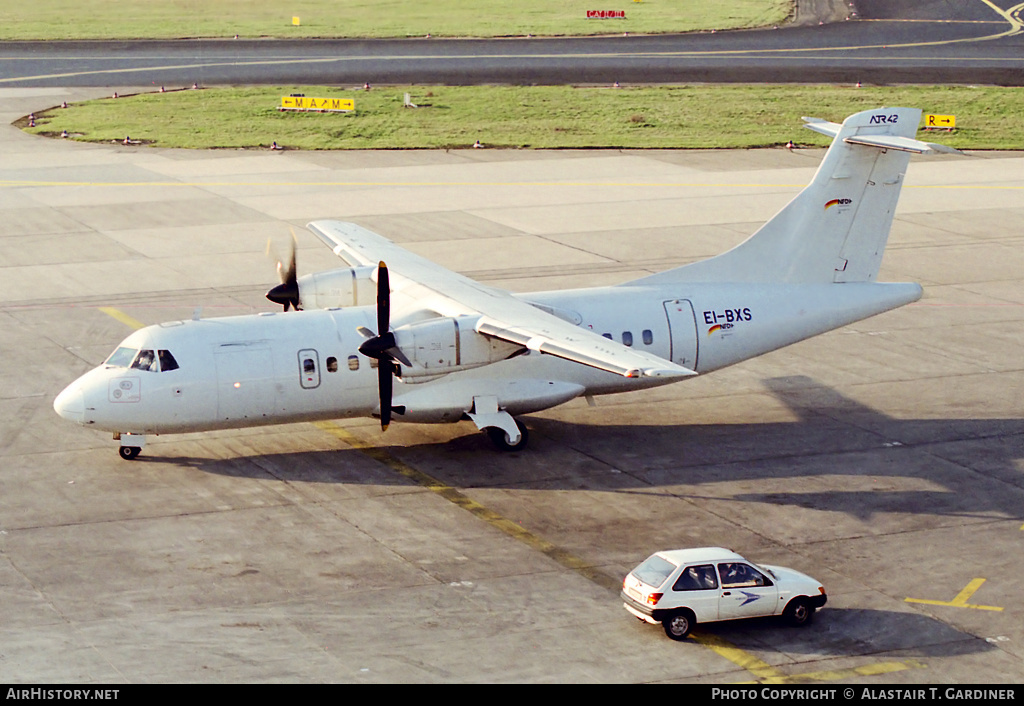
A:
214 345 277 422
298 349 321 389
663 299 698 370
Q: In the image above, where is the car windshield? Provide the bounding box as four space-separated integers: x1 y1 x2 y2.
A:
633 555 677 589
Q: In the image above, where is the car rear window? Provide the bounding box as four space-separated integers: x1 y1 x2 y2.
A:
633 555 677 588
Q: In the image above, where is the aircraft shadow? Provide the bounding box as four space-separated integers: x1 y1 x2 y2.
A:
158 375 1024 525
143 376 1015 663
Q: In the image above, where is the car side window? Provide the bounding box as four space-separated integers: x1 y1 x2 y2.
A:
673 564 718 591
718 562 772 588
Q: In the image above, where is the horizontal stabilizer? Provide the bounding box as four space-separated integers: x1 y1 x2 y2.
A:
843 134 963 155
801 116 842 137
803 115 962 154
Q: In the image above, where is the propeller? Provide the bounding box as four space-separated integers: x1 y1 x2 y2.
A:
265 231 301 311
357 262 409 430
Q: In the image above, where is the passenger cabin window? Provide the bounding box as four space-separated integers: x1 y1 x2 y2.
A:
326 356 338 373
348 355 360 372
298 348 321 389
622 332 633 347
642 329 653 345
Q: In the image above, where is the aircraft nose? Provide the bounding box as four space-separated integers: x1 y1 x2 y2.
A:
53 384 85 424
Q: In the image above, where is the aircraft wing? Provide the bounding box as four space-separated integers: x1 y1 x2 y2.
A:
307 220 696 380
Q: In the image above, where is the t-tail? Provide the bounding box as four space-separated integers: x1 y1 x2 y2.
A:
618 108 961 375
629 107 960 287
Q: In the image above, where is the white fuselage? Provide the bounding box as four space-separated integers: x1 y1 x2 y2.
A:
54 280 921 436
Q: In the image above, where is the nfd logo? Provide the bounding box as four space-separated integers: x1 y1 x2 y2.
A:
824 198 852 211
704 307 751 335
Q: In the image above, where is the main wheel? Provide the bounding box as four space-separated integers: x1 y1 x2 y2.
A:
662 610 694 641
486 420 529 452
783 597 814 627
118 446 141 460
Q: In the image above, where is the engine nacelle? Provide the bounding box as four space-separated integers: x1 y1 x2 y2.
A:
393 316 521 380
297 266 377 310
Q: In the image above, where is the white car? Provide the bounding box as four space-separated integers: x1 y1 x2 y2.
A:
621 547 827 640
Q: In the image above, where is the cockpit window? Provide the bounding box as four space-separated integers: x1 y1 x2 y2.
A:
131 349 157 371
158 350 179 372
106 346 178 372
105 347 138 368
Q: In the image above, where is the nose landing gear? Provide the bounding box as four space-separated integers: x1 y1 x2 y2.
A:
115 432 146 460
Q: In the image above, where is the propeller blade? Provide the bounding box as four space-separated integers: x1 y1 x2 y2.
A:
376 261 390 334
379 362 394 430
265 232 300 311
355 260 401 431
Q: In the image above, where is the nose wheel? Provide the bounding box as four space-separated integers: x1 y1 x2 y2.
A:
119 445 141 461
115 433 146 460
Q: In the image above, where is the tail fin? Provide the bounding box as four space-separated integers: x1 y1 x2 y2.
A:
628 107 959 286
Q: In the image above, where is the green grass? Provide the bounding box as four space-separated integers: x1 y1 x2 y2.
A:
0 0 792 40
23 84 1024 150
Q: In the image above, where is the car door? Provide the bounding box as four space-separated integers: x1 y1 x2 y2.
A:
716 562 779 620
667 563 720 622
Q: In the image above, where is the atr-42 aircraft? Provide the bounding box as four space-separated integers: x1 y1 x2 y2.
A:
54 108 958 459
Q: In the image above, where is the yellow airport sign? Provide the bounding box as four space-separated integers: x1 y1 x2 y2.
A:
280 96 355 113
925 114 955 129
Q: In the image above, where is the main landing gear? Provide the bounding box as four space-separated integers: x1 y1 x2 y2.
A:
115 432 146 460
465 398 529 452
485 419 529 452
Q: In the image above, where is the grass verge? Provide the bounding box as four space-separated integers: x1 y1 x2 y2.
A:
23 84 1024 151
0 0 792 40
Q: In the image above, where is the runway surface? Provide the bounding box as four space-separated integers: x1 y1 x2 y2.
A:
1 84 1022 683
2 0 1024 87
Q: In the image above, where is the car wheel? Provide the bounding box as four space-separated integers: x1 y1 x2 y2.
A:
784 597 814 627
662 610 694 641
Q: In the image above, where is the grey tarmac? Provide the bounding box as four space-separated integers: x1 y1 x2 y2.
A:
1 87 1023 683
